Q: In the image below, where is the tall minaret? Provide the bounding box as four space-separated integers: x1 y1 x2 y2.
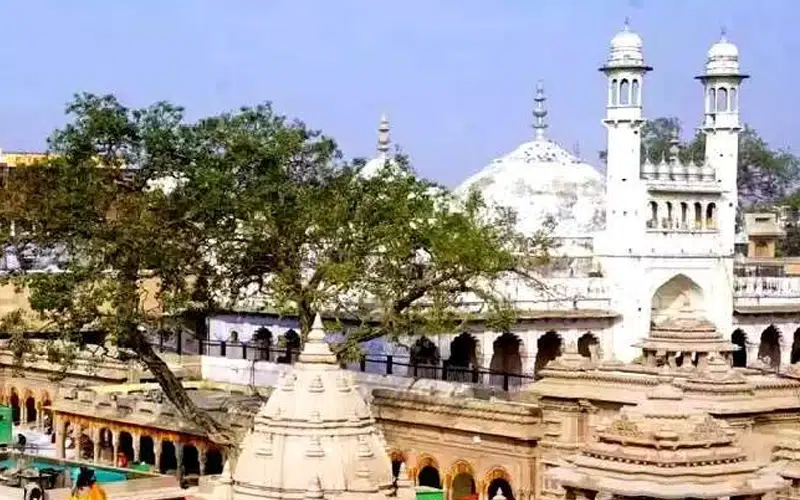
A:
599 21 653 253
697 31 747 255
532 82 548 141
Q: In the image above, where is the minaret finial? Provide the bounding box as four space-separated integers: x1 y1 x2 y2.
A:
624 17 630 30
532 81 548 141
720 26 727 41
377 114 390 155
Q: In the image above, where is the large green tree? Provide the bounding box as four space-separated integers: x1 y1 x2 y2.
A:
0 94 549 447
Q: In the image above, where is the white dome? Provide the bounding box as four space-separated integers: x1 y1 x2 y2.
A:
360 154 400 179
606 22 645 67
705 35 741 75
708 39 738 59
455 138 605 239
611 29 642 51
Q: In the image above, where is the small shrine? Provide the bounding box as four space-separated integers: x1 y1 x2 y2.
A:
636 307 739 370
547 383 787 499
204 314 412 500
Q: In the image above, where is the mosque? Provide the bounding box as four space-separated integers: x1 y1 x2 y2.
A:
206 23 799 384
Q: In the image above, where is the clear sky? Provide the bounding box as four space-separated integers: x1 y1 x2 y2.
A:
0 0 797 187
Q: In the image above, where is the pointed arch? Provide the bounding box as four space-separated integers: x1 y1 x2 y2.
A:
619 79 630 105
577 332 600 360
731 329 748 368
448 333 478 382
535 331 562 376
758 325 781 369
410 336 440 379
792 328 800 365
490 332 523 387
631 79 640 106
651 274 704 324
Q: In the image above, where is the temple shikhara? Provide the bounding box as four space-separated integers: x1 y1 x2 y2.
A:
1 21 800 500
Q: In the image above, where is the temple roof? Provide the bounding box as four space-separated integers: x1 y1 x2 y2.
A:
230 314 395 500
547 384 787 499
636 311 739 354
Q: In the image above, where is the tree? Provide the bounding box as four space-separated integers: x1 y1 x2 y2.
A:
0 94 549 448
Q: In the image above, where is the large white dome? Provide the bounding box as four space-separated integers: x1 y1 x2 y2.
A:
454 86 605 239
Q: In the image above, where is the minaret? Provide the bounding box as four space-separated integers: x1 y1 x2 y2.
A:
697 31 747 255
599 20 652 252
532 82 548 141
377 114 391 156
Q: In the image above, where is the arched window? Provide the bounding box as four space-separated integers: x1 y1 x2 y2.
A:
631 79 640 106
619 79 630 105
708 87 716 113
729 87 738 111
694 202 703 229
706 203 717 229
716 87 728 112
680 202 688 228
649 201 658 227
665 201 673 228
610 79 619 105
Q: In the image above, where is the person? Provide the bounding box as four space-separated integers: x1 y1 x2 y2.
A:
69 467 106 500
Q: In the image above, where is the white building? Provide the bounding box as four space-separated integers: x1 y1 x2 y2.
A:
207 24 800 388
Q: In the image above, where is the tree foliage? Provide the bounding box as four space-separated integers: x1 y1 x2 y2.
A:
0 94 549 447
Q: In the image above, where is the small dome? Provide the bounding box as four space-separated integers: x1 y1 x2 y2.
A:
605 21 645 67
705 33 741 75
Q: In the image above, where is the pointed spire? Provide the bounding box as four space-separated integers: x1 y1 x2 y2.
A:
377 114 390 155
532 81 548 141
297 313 338 364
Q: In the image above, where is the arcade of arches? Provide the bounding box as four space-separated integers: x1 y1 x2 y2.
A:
408 330 600 386
390 451 517 500
731 324 800 370
52 411 225 476
0 386 52 431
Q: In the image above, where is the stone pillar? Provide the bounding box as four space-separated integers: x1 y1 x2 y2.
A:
153 439 163 472
176 443 185 480
55 417 66 459
132 433 141 463
20 402 27 427
93 428 101 463
198 447 207 476
111 431 118 466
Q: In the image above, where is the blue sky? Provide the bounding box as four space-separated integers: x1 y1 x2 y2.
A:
0 0 796 187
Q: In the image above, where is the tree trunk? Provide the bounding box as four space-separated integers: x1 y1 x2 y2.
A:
131 333 236 453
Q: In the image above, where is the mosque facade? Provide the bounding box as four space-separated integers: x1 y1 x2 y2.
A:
205 24 799 385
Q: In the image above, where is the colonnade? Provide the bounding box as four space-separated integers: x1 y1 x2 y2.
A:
52 412 225 478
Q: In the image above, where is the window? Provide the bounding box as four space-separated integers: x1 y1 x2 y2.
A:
706 203 717 229
631 79 640 106
716 88 728 112
619 79 630 105
611 79 619 105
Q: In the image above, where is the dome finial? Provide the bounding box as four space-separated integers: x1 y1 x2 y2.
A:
532 81 548 141
720 26 728 41
624 17 630 31
377 114 390 155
